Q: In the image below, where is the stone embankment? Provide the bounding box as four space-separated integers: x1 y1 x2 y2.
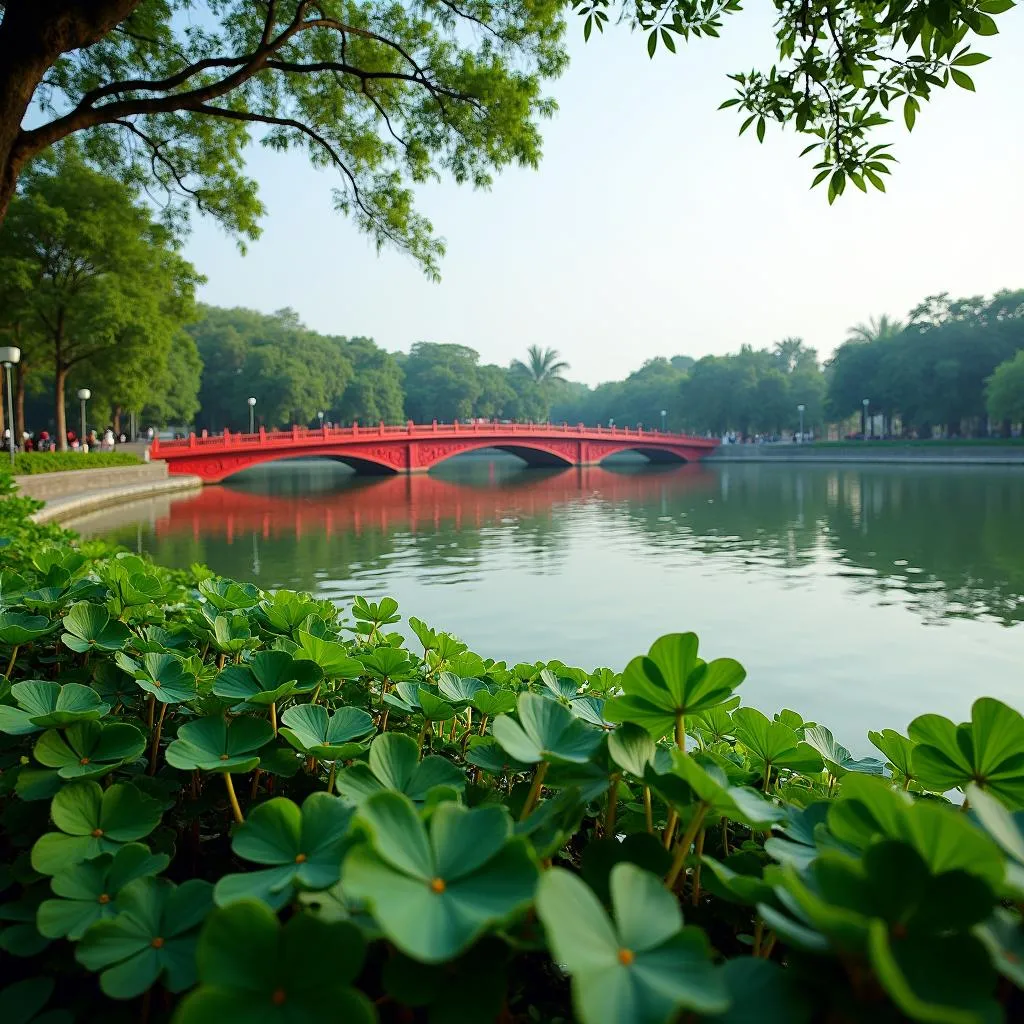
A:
18 462 202 524
705 444 1024 465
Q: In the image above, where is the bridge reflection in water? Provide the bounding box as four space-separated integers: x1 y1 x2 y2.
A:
154 463 717 544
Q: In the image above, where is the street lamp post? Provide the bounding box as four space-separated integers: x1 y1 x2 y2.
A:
862 398 870 440
317 410 325 430
0 347 21 466
660 409 667 432
797 404 805 444
76 388 91 448
247 397 256 434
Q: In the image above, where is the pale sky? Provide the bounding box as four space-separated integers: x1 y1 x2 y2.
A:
183 8 1024 386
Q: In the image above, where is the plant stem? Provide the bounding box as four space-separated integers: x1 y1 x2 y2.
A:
520 761 549 821
643 785 653 834
269 702 278 736
675 711 686 751
223 772 244 824
5 644 19 678
379 708 390 734
147 702 167 776
721 818 730 857
690 827 706 906
663 808 679 849
478 714 489 736
328 760 337 793
761 761 772 794
250 767 262 800
604 775 621 836
416 719 430 754
310 683 321 704
753 918 764 957
146 693 155 730
762 932 777 960
665 803 709 889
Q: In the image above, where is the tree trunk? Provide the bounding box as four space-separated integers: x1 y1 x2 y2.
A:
54 309 68 450
113 405 122 435
55 364 69 452
15 362 26 440
0 1 144 227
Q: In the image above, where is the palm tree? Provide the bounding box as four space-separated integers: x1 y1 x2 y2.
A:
511 345 569 385
846 315 903 344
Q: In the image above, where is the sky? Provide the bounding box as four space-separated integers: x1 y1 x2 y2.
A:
182 8 1024 387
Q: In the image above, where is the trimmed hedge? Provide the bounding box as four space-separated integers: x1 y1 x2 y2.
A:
3 451 142 475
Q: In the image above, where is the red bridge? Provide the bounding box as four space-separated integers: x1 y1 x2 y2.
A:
150 422 718 483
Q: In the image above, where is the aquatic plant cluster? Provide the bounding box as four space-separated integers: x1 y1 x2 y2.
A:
0 524 1022 1022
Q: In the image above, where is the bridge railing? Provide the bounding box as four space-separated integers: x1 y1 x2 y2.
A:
150 420 714 456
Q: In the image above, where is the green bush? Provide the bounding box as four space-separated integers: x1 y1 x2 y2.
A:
0 504 1021 1022
4 451 142 475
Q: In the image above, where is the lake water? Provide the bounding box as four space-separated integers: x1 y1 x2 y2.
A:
69 456 1024 752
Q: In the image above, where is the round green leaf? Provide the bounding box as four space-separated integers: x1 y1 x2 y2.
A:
165 715 274 773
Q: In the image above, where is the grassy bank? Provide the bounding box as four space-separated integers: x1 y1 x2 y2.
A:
4 451 141 474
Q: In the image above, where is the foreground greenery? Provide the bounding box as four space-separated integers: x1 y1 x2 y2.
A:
5 452 141 476
0 501 1022 1022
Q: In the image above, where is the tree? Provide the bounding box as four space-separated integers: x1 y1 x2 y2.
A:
574 1 1013 198
333 337 404 425
846 315 903 345
986 351 1024 429
828 291 1024 436
511 346 570 386
0 147 200 447
188 306 355 430
402 343 482 423
0 2 567 275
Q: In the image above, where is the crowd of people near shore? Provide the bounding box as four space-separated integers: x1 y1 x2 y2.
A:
4 426 127 453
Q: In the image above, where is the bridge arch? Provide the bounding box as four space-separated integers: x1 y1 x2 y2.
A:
425 441 575 471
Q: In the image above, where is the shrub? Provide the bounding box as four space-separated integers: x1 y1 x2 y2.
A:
0 508 1021 1022
5 451 142 475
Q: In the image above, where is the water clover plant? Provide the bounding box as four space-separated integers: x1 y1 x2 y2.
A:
0 681 109 735
115 651 198 704
31 781 164 875
74 878 213 998
605 632 745 743
165 717 274 774
214 793 354 909
536 863 728 1024
279 703 374 760
175 902 374 1023
213 650 322 705
334 733 464 806
343 792 537 962
33 721 146 779
909 698 1024 807
36 843 170 940
0 511 1022 1023
60 602 131 653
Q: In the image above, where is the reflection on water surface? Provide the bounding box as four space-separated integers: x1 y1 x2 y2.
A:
73 455 1024 746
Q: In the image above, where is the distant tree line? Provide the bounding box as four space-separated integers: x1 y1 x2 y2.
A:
828 293 1024 437
554 297 1024 439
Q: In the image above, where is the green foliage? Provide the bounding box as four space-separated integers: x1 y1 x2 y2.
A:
1 2 569 278
4 452 142 475
0 147 202 444
575 0 1014 195
986 350 1024 426
0 504 1021 1022
827 291 1024 435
